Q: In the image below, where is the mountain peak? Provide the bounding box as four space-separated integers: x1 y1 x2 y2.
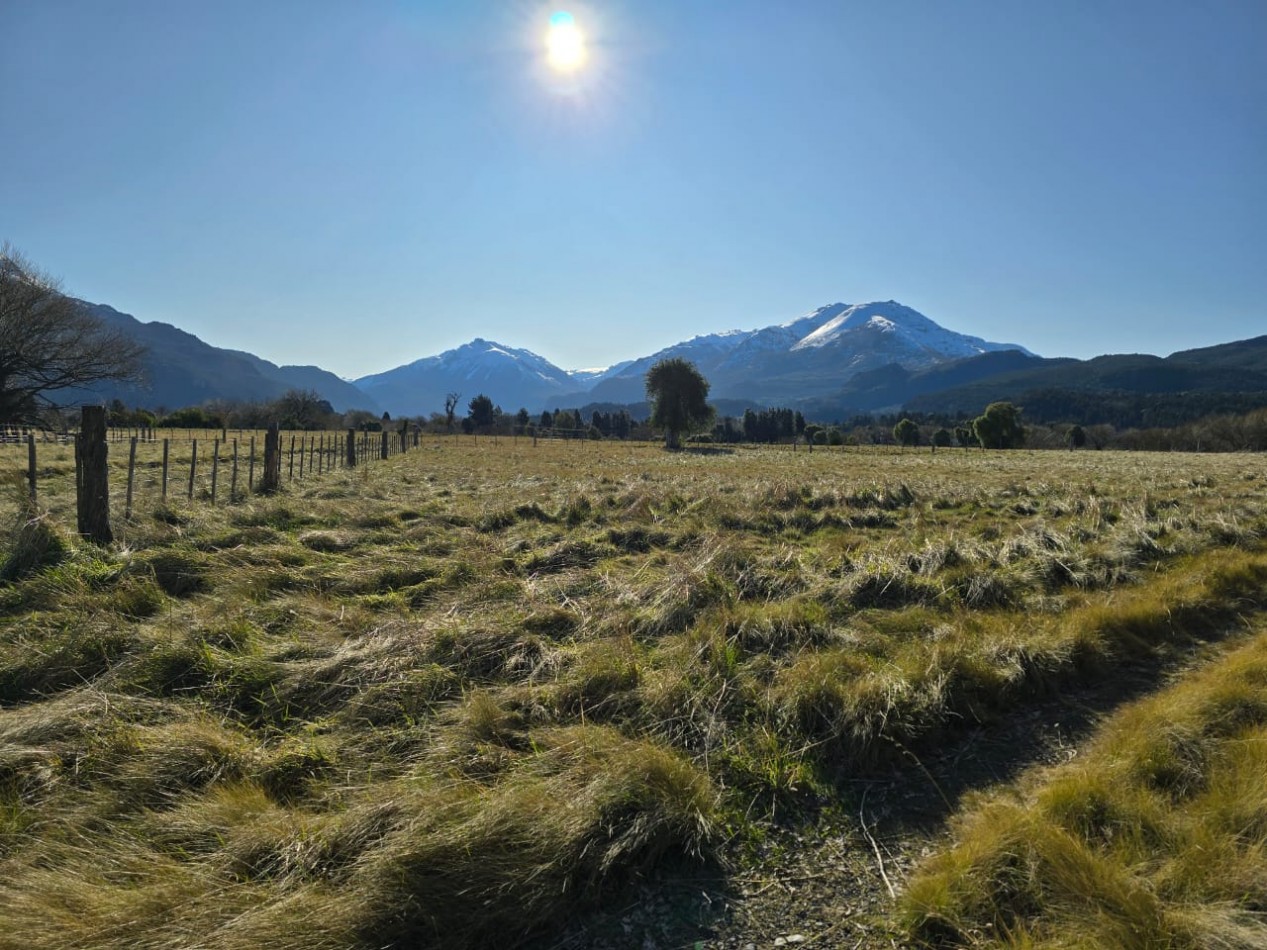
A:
791 300 1024 359
355 337 576 416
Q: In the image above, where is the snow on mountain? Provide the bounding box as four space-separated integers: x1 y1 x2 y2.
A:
576 329 764 403
354 338 575 417
351 300 1035 415
712 303 851 371
568 359 636 387
792 301 1029 359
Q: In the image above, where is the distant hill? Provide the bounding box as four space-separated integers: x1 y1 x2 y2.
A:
901 336 1267 425
796 350 1071 417
71 302 380 414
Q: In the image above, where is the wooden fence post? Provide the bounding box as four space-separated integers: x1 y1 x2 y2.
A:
188 439 198 500
75 406 113 543
125 436 138 519
161 438 170 499
248 436 256 490
231 439 239 501
261 424 281 493
26 433 36 503
318 434 325 475
210 439 220 504
346 428 357 467
288 435 296 480
380 430 389 461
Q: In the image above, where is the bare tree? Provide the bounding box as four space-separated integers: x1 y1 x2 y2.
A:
1 245 145 424
275 388 334 429
444 392 461 432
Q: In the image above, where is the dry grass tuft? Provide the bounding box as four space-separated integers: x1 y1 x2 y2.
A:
903 626 1267 949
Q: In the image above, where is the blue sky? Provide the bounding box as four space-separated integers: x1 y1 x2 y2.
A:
2 1 1263 377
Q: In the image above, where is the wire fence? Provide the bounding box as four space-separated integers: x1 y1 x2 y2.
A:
1 416 688 540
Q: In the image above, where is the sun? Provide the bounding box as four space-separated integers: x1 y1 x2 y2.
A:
546 11 587 72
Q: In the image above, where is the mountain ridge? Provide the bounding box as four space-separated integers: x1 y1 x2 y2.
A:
71 302 381 414
346 300 1031 417
57 293 1267 427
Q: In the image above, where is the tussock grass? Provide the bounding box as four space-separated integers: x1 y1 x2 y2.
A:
902 626 1267 949
1 441 1266 945
1 499 71 582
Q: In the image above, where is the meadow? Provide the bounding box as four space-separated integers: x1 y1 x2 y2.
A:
1 437 1265 948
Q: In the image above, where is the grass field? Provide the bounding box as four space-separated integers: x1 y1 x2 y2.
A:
1 438 1265 948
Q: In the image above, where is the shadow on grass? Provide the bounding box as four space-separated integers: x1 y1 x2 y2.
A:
532 612 1261 950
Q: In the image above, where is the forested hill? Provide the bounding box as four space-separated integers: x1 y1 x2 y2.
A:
75 302 379 414
899 335 1267 426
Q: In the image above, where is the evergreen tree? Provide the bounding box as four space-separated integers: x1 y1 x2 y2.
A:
646 358 713 450
973 402 1025 449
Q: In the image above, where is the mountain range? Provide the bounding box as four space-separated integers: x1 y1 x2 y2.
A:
64 296 1267 428
353 301 1031 416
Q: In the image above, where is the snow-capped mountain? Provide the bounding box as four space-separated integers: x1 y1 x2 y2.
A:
355 338 576 418
352 301 1032 415
791 301 1029 359
578 301 1030 405
567 360 636 388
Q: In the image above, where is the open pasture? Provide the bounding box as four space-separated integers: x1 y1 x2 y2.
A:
1 440 1265 948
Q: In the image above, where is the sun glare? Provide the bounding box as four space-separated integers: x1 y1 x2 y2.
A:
546 11 587 72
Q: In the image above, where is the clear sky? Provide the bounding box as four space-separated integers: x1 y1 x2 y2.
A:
2 1 1263 378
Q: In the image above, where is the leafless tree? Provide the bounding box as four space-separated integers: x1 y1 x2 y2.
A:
275 388 334 429
444 392 461 432
1 244 145 424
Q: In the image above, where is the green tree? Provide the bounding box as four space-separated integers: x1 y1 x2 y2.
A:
159 406 222 429
1068 424 1087 451
467 394 496 430
515 407 530 432
973 401 1025 449
645 358 713 449
894 417 919 449
932 428 953 452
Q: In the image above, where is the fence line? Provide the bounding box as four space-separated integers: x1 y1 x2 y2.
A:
4 415 677 542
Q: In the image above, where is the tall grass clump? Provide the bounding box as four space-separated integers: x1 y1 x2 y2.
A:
0 488 71 582
902 626 1267 948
